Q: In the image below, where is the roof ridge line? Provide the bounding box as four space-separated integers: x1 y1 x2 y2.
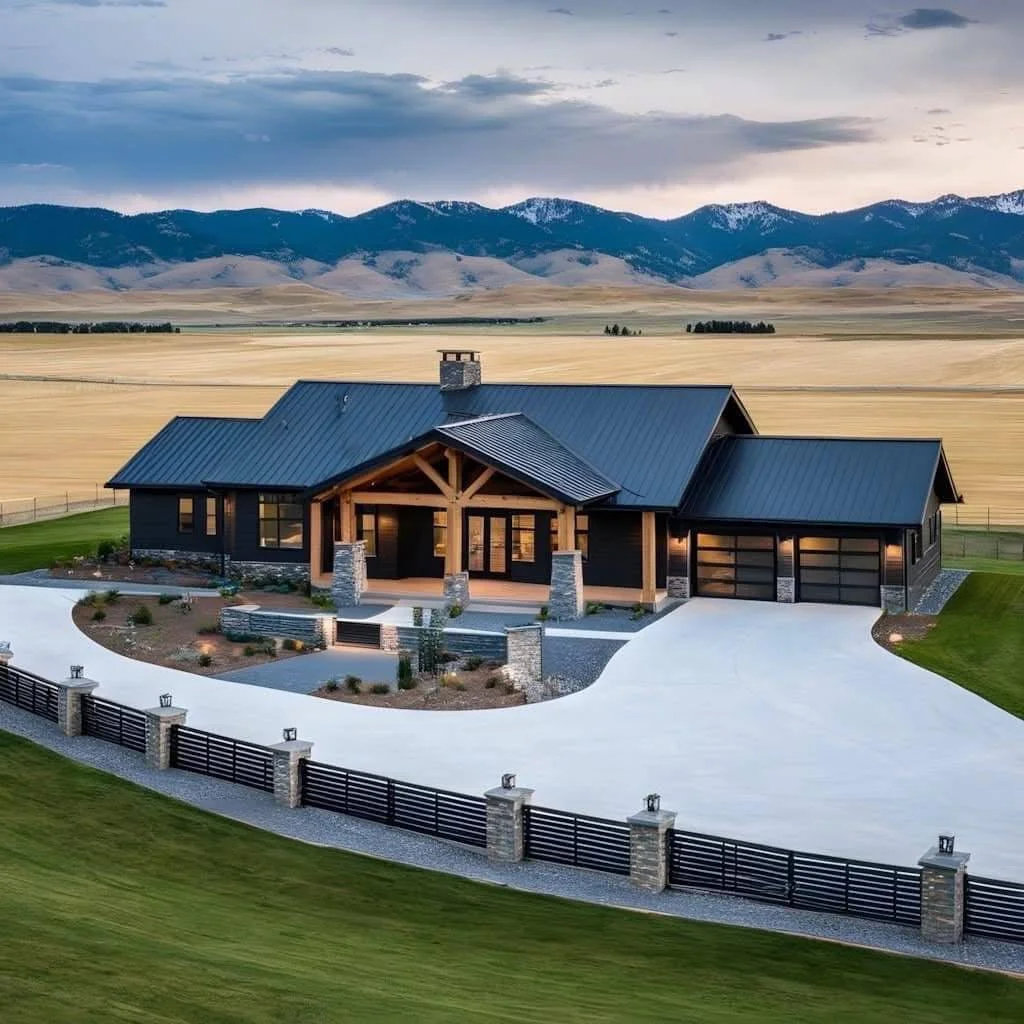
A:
440 412 521 428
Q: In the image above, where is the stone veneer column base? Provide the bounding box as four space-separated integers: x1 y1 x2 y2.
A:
550 550 584 620
270 738 314 808
485 785 534 863
443 572 470 610
918 843 970 944
776 577 796 603
332 541 367 607
628 807 677 892
505 625 543 686
144 704 187 770
666 576 690 600
56 675 99 736
881 585 907 614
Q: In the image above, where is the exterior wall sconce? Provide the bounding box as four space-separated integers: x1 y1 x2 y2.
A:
645 793 661 813
283 727 297 742
938 833 955 856
501 772 516 789
159 693 173 708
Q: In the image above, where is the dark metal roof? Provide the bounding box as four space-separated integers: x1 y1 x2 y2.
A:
106 417 262 488
145 381 746 508
434 414 620 505
682 436 961 527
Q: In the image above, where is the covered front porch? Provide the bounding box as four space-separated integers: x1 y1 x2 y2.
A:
306 428 669 617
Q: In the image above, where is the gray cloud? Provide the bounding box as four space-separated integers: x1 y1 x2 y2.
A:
898 8 974 30
27 0 167 6
0 69 874 196
548 7 573 15
764 31 801 42
926 107 951 115
323 47 355 58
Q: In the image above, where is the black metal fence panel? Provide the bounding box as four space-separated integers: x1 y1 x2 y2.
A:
966 876 1024 944
668 830 921 927
81 694 146 753
300 761 487 848
0 665 58 722
524 805 631 876
170 725 273 793
335 620 383 648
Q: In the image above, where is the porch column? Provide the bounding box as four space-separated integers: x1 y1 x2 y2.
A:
309 499 324 585
557 505 576 550
340 491 356 543
444 451 468 607
550 550 584 620
332 540 367 607
641 511 657 607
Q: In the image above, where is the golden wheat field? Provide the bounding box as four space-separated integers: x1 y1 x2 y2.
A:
1 288 1023 522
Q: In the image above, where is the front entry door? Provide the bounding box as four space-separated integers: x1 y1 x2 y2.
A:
467 513 509 577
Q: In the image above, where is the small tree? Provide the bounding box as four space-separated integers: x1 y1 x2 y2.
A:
610 323 620 336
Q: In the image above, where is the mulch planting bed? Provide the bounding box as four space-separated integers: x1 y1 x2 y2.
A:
872 612 937 654
312 663 526 711
72 591 320 676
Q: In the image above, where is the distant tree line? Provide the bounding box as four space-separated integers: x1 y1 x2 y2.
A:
603 323 642 336
686 320 776 335
0 321 179 334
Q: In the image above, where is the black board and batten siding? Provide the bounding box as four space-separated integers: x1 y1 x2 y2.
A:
668 830 922 927
301 760 487 848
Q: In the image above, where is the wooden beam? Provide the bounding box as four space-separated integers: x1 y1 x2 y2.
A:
641 510 656 605
461 466 495 501
445 499 462 576
464 494 561 511
412 454 454 498
309 498 323 579
340 491 357 541
557 505 575 550
447 449 462 494
313 447 445 500
350 490 448 508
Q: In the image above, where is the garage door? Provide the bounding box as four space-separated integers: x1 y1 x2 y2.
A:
798 537 880 606
696 533 776 600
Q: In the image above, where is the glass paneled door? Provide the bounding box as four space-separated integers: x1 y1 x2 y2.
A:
466 513 510 577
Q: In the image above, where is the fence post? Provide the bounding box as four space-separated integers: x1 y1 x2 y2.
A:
485 773 533 863
269 727 313 808
918 833 970 944
627 794 677 892
144 693 187 770
55 664 99 737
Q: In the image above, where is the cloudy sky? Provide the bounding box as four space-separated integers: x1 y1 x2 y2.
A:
1 0 1022 216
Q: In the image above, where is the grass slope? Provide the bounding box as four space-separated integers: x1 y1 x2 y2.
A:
900 574 1024 719
1 733 1022 1023
0 506 128 574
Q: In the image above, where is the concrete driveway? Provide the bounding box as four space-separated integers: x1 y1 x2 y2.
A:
217 648 398 694
4 584 1024 879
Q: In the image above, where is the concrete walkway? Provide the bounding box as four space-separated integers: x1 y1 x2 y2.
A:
4 583 1024 879
1 699 1021 976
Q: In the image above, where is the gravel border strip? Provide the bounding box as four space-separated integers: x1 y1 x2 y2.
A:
2 701 1022 976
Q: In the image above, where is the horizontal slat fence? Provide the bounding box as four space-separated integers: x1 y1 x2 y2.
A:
170 725 273 793
301 761 487 848
524 805 631 875
81 694 146 753
0 665 58 722
335 620 382 648
668 830 921 927
965 876 1024 944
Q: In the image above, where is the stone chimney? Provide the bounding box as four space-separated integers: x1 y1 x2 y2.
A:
439 349 481 391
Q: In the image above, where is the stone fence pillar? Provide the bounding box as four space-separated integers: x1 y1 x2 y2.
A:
918 834 970 944
144 695 187 770
0 642 12 669
628 795 676 892
443 571 470 611
550 551 584 620
505 625 543 686
270 729 314 808
56 667 99 737
332 540 367 608
485 774 533 863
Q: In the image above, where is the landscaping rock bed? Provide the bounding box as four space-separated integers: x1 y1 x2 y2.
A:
872 613 937 655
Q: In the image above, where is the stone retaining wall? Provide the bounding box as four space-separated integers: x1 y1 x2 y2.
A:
220 605 329 647
391 624 507 662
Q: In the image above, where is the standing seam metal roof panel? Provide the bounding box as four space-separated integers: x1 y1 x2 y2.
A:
681 436 949 526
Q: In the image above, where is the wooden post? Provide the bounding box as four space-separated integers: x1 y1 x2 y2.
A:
309 499 323 582
641 511 656 606
340 491 356 543
557 505 576 550
445 450 463 577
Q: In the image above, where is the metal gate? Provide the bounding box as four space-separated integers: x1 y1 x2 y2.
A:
335 620 383 648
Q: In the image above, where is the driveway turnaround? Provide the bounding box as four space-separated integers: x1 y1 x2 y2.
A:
4 584 1024 880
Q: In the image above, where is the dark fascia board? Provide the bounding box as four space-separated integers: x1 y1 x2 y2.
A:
680 515 928 531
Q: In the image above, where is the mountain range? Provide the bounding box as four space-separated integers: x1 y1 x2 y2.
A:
2 190 1024 296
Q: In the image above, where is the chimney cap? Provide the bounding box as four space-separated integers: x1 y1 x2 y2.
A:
438 349 479 362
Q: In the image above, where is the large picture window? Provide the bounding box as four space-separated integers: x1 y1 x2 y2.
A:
177 496 194 533
359 512 377 557
258 493 304 549
511 514 535 563
433 510 447 558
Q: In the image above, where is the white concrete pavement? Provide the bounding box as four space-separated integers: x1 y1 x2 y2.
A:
4 584 1024 879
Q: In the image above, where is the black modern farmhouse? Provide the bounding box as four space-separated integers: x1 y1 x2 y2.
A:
108 351 961 617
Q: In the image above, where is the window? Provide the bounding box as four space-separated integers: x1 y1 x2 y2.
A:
511 514 535 563
910 530 922 565
576 514 589 561
433 510 447 558
926 511 939 548
177 496 194 533
359 512 377 557
205 496 218 537
258 493 304 549
550 517 559 553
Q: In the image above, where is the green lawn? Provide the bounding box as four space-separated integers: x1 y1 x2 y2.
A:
900 573 1024 719
0 733 1021 1023
943 529 1024 576
944 556 1024 577
0 506 128 574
